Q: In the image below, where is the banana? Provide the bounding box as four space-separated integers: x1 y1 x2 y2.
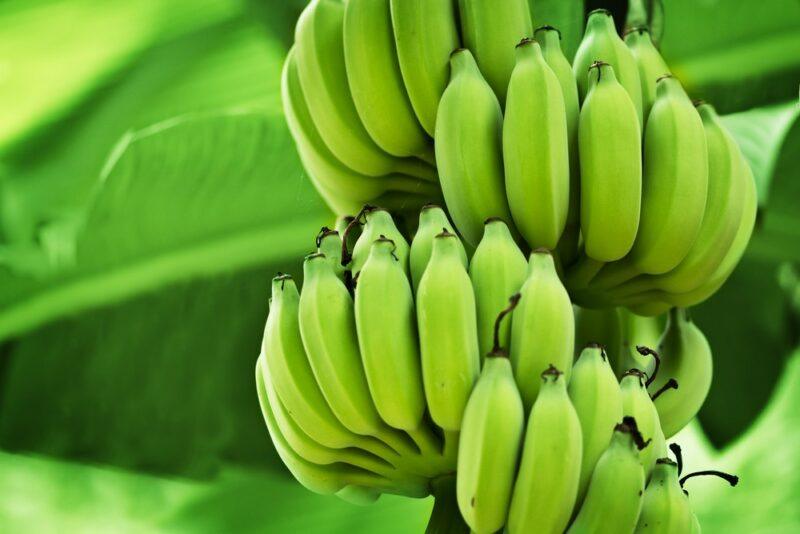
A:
635 459 692 533
294 0 436 180
507 366 583 534
617 309 663 377
282 48 440 214
409 204 467 292
456 301 525 534
469 218 528 358
573 306 623 364
316 227 345 280
567 418 647 534
435 48 515 247
627 75 709 275
511 249 575 410
390 0 461 136
343 0 432 161
336 485 382 506
457 0 533 104
535 25 581 265
568 344 624 502
348 206 410 275
624 27 670 123
620 370 666 476
503 38 570 250
577 61 642 262
573 9 643 126
690 512 702 534
649 309 713 438
417 230 481 431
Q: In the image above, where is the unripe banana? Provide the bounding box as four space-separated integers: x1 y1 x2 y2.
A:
503 38 570 250
535 25 581 264
649 309 712 438
574 306 623 364
568 345 624 502
469 218 528 359
626 75 709 275
578 61 642 262
343 0 432 161
457 0 533 104
316 227 345 280
507 366 583 534
691 512 702 534
336 485 382 506
573 9 643 126
617 309 663 377
624 27 670 123
349 207 410 275
417 230 481 431
355 237 427 433
390 0 461 136
294 0 435 180
568 419 647 534
457 320 525 534
635 459 692 533
620 370 667 476
409 204 467 292
510 250 575 410
435 48 516 247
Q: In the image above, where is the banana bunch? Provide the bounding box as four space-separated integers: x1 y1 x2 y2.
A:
255 205 732 532
284 1 756 312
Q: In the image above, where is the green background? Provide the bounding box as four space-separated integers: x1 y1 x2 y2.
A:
0 0 798 531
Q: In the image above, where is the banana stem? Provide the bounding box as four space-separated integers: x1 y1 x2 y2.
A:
442 431 460 465
407 425 445 458
425 475 471 534
565 255 605 291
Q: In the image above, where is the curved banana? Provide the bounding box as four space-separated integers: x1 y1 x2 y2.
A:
316 227 345 280
457 336 525 533
617 309 663 377
635 459 692 533
336 485 382 506
409 204 467 293
568 344 624 502
390 0 461 136
349 206 411 275
568 419 646 534
457 0 533 104
508 366 583 534
435 48 515 247
578 61 642 262
535 25 581 264
469 218 527 359
511 250 575 410
573 9 643 126
503 38 570 250
624 27 670 123
417 230 481 431
282 48 440 214
649 309 713 438
294 0 435 179
620 370 666 476
343 0 432 161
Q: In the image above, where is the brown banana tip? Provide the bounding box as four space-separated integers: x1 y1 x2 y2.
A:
305 252 326 261
651 378 679 401
450 47 467 58
657 457 678 467
535 25 562 39
315 226 339 248
491 294 521 355
656 73 674 83
273 272 292 282
693 99 708 108
435 228 455 238
541 364 563 381
622 368 647 386
680 470 739 488
484 216 505 225
516 37 536 48
588 60 609 71
588 8 612 17
533 247 552 255
622 25 650 37
619 416 650 450
421 203 441 211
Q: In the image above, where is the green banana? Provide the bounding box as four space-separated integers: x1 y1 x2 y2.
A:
409 204 467 293
435 48 515 247
573 306 623 364
568 344 624 502
535 25 581 264
417 230 481 431
620 370 666 476
294 0 435 180
507 366 583 534
568 418 647 534
573 9 643 126
649 309 713 438
282 48 439 214
577 61 642 262
624 27 670 123
690 512 702 534
316 227 345 280
503 38 570 250
469 218 528 359
457 0 533 104
336 485 382 506
617 309 663 377
510 250 575 410
456 301 525 534
349 206 410 275
626 75 709 275
635 459 692 533
390 0 461 136
343 0 432 161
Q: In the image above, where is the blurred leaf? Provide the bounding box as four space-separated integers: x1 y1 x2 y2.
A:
0 112 329 343
530 0 585 60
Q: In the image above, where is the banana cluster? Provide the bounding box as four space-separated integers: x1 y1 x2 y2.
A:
255 205 733 531
283 1 758 313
